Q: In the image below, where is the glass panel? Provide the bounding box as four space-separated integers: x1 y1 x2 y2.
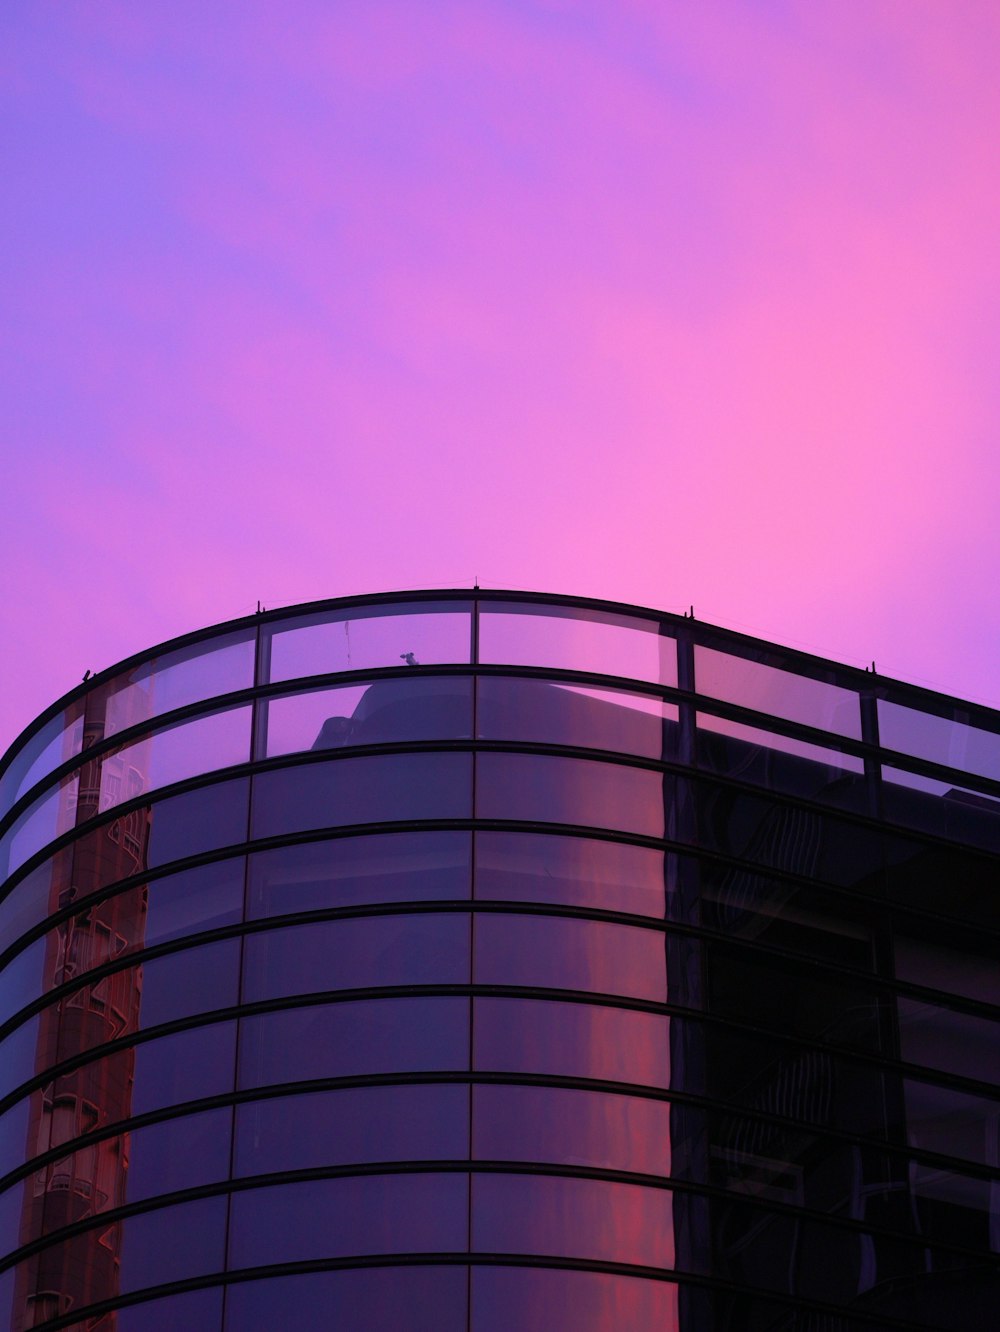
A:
882 766 1000 849
234 1084 469 1175
265 676 473 756
0 1097 30 1181
475 832 665 916
878 698 1000 783
695 645 862 739
147 776 250 867
223 1267 468 1332
895 934 1000 1007
131 1020 237 1116
116 1288 226 1331
119 1194 228 1291
0 1015 41 1102
899 998 1000 1083
478 603 675 686
697 713 865 803
474 914 665 1003
251 752 472 840
472 1172 674 1268
248 831 471 919
471 1267 679 1332
96 705 252 813
477 676 677 760
473 1085 670 1175
474 997 670 1088
0 704 85 820
0 774 79 881
267 602 472 683
0 938 45 1028
238 996 469 1089
122 1106 233 1201
476 753 666 839
228 1173 469 1268
243 912 470 1001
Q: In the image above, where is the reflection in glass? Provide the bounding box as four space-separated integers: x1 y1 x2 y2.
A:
242 912 470 1001
223 1267 468 1332
475 998 669 1087
897 997 1000 1083
473 1084 670 1175
881 766 1000 850
474 831 665 915
251 752 473 840
474 913 665 1003
248 831 471 918
0 775 79 881
476 753 665 839
696 713 864 803
238 996 469 1088
147 776 250 867
235 1084 469 1175
878 698 1000 783
0 707 85 822
265 676 473 756
267 602 472 682
695 646 862 739
471 1267 679 1332
478 603 676 686
477 676 677 760
473 1172 674 1268
228 1173 468 1268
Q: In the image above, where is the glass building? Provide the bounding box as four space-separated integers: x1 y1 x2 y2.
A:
0 590 997 1331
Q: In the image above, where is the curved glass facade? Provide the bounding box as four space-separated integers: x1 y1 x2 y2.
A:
0 590 997 1331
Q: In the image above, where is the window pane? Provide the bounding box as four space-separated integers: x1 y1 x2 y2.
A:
265 677 473 757
228 1173 468 1268
0 937 45 1027
97 705 251 813
238 996 469 1089
0 774 79 880
474 914 665 1003
476 753 666 839
103 631 256 737
471 1267 678 1332
242 912 470 1001
473 1085 670 1175
905 1077 1000 1166
478 604 675 686
477 676 677 760
119 1194 228 1292
472 1172 674 1268
898 998 1000 1084
267 602 472 683
895 934 1000 1007
223 1268 468 1332
142 856 245 945
234 1084 469 1175
695 646 862 740
251 752 472 840
131 1020 237 1116
882 767 1000 850
147 777 250 867
0 705 85 818
474 997 670 1088
474 832 665 916
116 1288 225 1331
248 831 471 919
697 713 864 803
0 1015 41 1101
878 698 1000 782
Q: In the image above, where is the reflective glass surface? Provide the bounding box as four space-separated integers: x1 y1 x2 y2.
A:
471 1268 679 1332
696 712 865 804
474 913 666 1002
476 753 666 838
0 774 79 881
223 1267 468 1332
251 752 472 839
0 705 85 822
248 831 471 917
474 831 665 915
242 912 470 1000
267 602 472 682
477 676 678 760
878 697 1000 783
228 1172 468 1268
238 996 469 1088
882 765 1000 849
474 997 670 1087
695 645 862 739
478 603 676 685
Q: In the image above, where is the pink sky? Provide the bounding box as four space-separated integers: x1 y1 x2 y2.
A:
2 1 999 751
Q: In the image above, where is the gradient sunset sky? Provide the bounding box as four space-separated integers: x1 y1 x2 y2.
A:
2 2 999 750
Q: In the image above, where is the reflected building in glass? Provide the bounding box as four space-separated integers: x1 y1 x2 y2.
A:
0 591 997 1330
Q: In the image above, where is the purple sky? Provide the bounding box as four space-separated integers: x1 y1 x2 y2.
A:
2 2 999 752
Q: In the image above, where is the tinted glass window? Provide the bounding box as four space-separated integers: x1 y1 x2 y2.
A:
878 698 1000 783
476 753 665 839
474 832 665 916
697 714 864 803
474 914 665 1003
267 603 472 682
238 996 469 1089
477 676 677 760
234 1084 469 1175
148 777 250 867
474 998 669 1088
0 858 60 959
471 1267 678 1332
252 752 472 840
0 1014 41 1102
102 631 256 737
894 934 1000 1007
0 775 79 880
472 1172 674 1268
118 1194 228 1292
898 997 1000 1083
882 767 1000 850
473 1085 670 1175
248 831 471 918
904 1077 1000 1167
264 676 473 757
131 1020 237 1116
116 1288 226 1331
0 1097 30 1180
695 646 862 739
0 704 85 819
478 604 675 686
228 1173 468 1268
0 937 45 1028
243 912 470 1001
223 1267 468 1332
